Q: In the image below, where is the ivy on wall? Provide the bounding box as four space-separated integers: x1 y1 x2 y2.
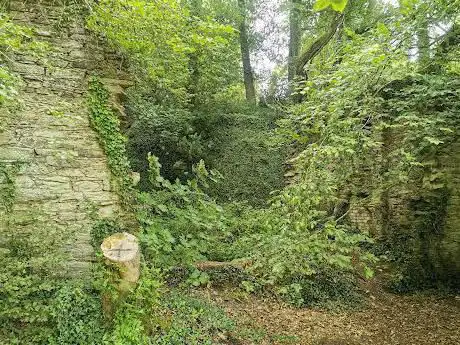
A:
87 76 134 208
0 162 70 344
0 162 20 214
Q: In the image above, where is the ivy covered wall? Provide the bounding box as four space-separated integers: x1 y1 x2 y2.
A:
347 76 460 288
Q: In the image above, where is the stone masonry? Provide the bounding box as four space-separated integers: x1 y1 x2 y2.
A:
0 1 130 273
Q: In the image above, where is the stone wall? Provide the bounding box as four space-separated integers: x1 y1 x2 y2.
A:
0 0 130 273
438 141 460 277
348 139 460 280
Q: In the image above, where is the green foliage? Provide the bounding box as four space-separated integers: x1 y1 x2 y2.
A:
0 13 46 107
0 221 68 344
314 0 348 13
134 149 376 306
150 292 234 345
87 77 134 206
373 72 460 289
88 0 248 195
87 0 189 103
197 107 286 206
138 154 227 271
0 162 20 213
124 89 285 207
87 0 241 107
0 163 67 344
101 283 238 344
100 266 234 345
230 208 376 306
90 217 124 250
104 273 161 345
4 3 459 345
281 0 460 290
281 270 363 309
125 90 202 185
49 283 105 345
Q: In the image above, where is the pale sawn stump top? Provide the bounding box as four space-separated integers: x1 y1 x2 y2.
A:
100 232 139 263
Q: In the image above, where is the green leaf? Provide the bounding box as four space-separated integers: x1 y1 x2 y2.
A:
313 0 331 11
364 266 374 280
330 0 348 12
376 22 390 36
156 204 168 213
424 137 444 145
241 280 255 293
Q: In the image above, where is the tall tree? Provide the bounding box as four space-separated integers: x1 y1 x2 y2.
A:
288 0 302 85
417 14 430 66
295 12 344 77
188 0 204 107
238 0 257 103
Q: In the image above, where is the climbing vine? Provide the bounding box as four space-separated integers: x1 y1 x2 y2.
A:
0 11 47 108
87 76 134 208
0 162 20 214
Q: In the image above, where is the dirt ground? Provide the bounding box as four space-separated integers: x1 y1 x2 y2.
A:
198 286 460 345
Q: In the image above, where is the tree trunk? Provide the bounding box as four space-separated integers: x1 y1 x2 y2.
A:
195 259 252 271
295 13 344 77
188 0 203 107
417 15 430 67
288 0 301 86
238 0 256 103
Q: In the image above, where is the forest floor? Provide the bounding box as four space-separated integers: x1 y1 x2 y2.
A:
196 282 460 345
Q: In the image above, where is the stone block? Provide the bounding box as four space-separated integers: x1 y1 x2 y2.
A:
10 62 45 76
73 180 103 192
0 147 33 162
82 191 117 204
16 187 56 201
69 50 85 59
70 34 87 42
26 80 43 89
98 204 119 218
15 175 35 188
36 30 52 37
48 67 86 80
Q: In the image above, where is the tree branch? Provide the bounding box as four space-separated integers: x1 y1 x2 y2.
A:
295 13 344 77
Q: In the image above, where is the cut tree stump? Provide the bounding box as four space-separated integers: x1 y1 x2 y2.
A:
101 232 140 291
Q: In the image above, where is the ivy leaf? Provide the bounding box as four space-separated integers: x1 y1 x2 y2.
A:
241 280 255 293
156 204 168 213
424 137 443 145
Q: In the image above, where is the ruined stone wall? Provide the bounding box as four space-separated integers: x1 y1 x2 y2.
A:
438 141 460 276
0 0 130 273
348 140 460 280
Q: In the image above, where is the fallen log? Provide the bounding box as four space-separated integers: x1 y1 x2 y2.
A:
195 259 252 271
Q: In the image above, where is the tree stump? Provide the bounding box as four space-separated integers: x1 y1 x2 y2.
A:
101 232 140 292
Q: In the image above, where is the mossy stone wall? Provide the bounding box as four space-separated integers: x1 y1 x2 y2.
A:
0 0 130 274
